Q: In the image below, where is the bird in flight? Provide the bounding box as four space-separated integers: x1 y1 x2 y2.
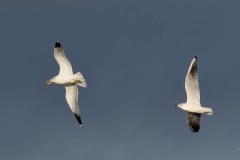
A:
175 57 213 132
47 41 87 127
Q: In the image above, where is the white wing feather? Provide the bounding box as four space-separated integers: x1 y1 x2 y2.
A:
54 42 73 75
185 57 200 104
65 85 80 115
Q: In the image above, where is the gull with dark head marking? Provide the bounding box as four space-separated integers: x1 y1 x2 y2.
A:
175 56 213 132
47 41 87 127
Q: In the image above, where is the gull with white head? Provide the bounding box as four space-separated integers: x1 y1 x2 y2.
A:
175 56 213 132
47 41 87 127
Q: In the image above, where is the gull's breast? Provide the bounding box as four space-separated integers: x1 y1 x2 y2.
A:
54 75 75 85
181 103 203 113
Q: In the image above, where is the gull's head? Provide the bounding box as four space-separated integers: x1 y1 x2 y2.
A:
46 79 53 85
47 76 56 85
175 103 184 109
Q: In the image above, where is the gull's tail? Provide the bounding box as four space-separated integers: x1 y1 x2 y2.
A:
203 107 213 115
74 72 87 88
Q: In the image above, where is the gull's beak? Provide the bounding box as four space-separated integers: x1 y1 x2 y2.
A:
46 79 52 85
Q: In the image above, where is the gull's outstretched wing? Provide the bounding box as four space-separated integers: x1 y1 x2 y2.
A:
187 112 201 132
54 41 73 75
65 85 83 127
185 57 200 104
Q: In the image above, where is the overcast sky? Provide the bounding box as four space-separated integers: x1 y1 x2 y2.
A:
0 0 240 159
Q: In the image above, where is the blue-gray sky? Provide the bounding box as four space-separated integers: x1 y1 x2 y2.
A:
0 0 240 159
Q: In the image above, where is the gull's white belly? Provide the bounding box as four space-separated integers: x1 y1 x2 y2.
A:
54 75 75 85
181 103 203 113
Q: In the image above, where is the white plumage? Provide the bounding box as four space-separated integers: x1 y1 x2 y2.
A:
185 57 200 105
176 56 213 132
54 43 73 75
47 41 87 127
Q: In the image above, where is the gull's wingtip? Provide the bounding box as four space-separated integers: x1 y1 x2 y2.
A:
194 56 197 60
74 113 83 128
55 41 62 48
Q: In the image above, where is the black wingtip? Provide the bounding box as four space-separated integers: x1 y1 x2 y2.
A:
194 56 197 60
55 41 62 48
190 126 200 133
74 113 83 127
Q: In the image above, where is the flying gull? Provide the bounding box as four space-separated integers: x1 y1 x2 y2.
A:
47 41 87 127
175 56 213 132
